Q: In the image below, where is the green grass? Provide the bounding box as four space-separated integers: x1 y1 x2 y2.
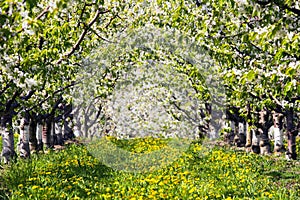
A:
0 137 299 199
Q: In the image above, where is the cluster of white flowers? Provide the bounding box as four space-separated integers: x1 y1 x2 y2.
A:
254 26 268 35
288 61 300 69
235 0 248 4
73 24 224 140
25 78 38 88
106 63 200 139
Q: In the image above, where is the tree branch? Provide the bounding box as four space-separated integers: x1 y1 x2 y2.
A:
256 0 271 6
87 26 115 43
0 80 13 96
17 6 50 34
55 8 109 65
269 93 283 108
20 90 35 101
24 81 78 113
105 14 122 29
36 6 50 20
274 0 300 16
256 0 300 16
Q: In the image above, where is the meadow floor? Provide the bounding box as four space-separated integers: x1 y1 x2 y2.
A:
0 137 299 199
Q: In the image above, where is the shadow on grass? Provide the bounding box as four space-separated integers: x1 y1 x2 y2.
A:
0 144 116 199
0 174 10 200
54 154 115 181
264 170 297 180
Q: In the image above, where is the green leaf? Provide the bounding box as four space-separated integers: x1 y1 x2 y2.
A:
284 82 293 95
247 70 256 82
285 67 296 77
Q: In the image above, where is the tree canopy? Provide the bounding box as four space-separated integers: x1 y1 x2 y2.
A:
1 0 299 159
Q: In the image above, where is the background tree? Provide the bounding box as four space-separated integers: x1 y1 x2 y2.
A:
121 0 300 158
0 0 123 162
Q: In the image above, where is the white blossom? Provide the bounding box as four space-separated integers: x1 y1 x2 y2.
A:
24 29 34 35
20 10 29 18
48 0 58 12
235 0 248 4
254 26 268 35
25 78 37 88
287 32 294 40
22 21 28 29
292 79 297 87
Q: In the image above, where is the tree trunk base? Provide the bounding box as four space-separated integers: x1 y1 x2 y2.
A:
56 133 64 145
286 144 297 160
245 147 252 153
224 132 234 144
36 139 43 152
274 145 285 156
260 144 271 155
1 147 17 164
19 142 30 158
234 134 246 147
251 145 260 154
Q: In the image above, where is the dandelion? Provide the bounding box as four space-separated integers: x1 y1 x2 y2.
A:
189 187 196 193
32 185 39 190
114 181 120 185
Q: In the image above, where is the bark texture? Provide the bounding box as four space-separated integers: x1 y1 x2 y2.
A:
1 114 16 163
258 110 271 155
285 109 297 160
18 116 30 158
272 112 285 155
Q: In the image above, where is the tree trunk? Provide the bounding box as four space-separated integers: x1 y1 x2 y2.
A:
233 121 240 146
258 110 271 155
62 104 74 140
251 129 260 154
42 119 53 149
245 104 253 152
84 112 89 138
237 122 246 147
229 120 235 144
73 125 82 138
17 116 30 158
245 122 252 152
51 121 57 145
29 118 37 153
63 119 74 140
285 108 297 160
36 122 43 152
272 111 285 155
1 114 16 163
55 122 64 145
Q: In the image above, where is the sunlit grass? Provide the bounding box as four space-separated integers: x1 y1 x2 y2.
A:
0 136 299 199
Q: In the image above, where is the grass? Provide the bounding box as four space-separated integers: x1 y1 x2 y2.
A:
0 136 299 199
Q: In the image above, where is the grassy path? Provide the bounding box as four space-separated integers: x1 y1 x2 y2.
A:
0 137 299 199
